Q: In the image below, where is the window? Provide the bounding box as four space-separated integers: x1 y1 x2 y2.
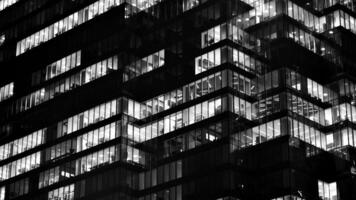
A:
16 0 132 55
231 118 284 150
127 96 226 143
12 55 117 115
195 48 224 74
183 0 199 11
0 129 45 161
318 180 338 200
0 82 14 102
0 186 4 200
123 50 165 81
48 184 74 200
0 0 19 12
57 99 119 139
0 152 41 181
201 25 223 48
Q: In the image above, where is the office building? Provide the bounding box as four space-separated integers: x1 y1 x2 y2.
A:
0 0 356 199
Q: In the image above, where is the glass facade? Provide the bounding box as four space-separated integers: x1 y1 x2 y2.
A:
195 46 267 75
123 50 165 81
31 51 81 86
1 0 356 199
0 152 41 181
16 0 124 55
0 55 118 118
0 129 45 161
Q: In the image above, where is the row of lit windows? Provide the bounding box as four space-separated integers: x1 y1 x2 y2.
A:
13 56 118 115
0 91 227 172
236 0 354 37
228 3 341 66
195 48 221 74
46 121 118 163
286 0 325 33
198 0 354 56
124 68 278 123
39 144 145 189
325 103 356 125
255 94 280 119
31 51 81 86
0 187 4 200
285 68 336 103
123 50 165 82
127 0 164 10
287 1 356 34
231 47 266 74
195 47 266 75
231 70 279 96
287 92 324 125
139 160 182 190
0 82 13 102
124 71 225 120
56 98 118 138
227 97 356 149
0 99 119 182
1 0 76 46
232 116 329 150
314 0 355 10
326 127 356 150
288 117 325 149
76 121 117 152
48 184 74 200
163 121 222 158
127 96 226 143
231 118 282 150
0 128 45 161
182 0 199 11
0 152 41 181
232 72 255 96
16 0 124 55
328 10 356 33
284 23 341 65
234 0 278 29
201 21 264 56
40 145 115 189
0 0 17 12
232 94 280 120
201 24 222 48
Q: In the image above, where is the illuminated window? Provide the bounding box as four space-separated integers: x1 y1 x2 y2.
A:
318 180 338 200
0 186 4 200
123 50 165 81
0 82 14 102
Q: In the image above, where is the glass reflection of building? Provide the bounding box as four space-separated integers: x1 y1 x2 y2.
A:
0 0 356 199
